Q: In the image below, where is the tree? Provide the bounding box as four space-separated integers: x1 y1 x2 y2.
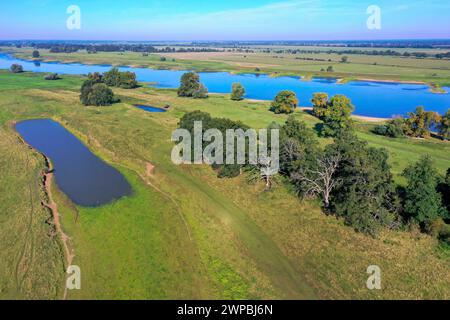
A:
291 148 341 208
178 72 206 98
80 80 117 106
402 156 447 224
341 56 348 63
119 71 138 89
87 72 103 83
403 106 441 138
319 94 354 137
311 93 329 118
103 67 122 87
10 64 24 73
231 83 245 101
330 132 398 235
193 83 209 99
32 50 40 58
270 90 298 114
439 109 450 140
327 66 334 72
438 168 450 215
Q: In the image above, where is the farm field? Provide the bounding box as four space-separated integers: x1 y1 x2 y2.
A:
0 70 449 300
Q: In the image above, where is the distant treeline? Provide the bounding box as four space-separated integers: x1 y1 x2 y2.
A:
262 48 450 59
0 42 222 54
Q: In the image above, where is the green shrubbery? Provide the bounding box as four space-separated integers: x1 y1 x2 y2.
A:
103 67 138 89
10 64 24 73
44 73 61 81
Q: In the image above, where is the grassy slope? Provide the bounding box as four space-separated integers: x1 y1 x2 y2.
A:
6 47 450 86
0 71 449 299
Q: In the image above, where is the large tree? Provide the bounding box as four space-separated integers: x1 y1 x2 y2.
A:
231 82 245 101
80 80 116 106
10 64 24 73
319 94 354 137
439 109 450 140
329 132 397 235
403 106 441 138
270 90 298 114
311 93 329 118
32 50 40 58
178 72 207 98
402 156 447 224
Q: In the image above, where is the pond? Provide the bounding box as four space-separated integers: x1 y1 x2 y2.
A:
1 53 450 118
135 105 167 113
15 119 132 207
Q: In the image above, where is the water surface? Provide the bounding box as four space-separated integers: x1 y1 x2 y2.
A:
1 53 449 118
135 105 167 113
16 119 132 207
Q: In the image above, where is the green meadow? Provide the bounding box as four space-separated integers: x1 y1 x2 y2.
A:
0 70 449 300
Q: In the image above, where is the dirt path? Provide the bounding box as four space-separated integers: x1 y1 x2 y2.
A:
40 156 75 300
15 130 75 300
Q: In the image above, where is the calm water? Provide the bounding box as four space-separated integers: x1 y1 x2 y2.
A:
16 119 132 207
1 53 449 118
135 105 167 113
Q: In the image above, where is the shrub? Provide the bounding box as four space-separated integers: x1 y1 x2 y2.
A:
10 64 24 73
44 73 61 80
160 57 167 61
372 118 405 138
270 90 298 114
193 84 209 99
32 50 40 58
231 83 245 101
318 95 354 137
103 68 138 89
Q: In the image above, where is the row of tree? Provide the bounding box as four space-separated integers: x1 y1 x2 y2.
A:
177 72 246 101
79 68 139 106
176 110 450 242
373 107 450 140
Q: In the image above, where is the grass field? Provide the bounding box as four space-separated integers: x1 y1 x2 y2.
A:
0 70 449 300
5 46 450 87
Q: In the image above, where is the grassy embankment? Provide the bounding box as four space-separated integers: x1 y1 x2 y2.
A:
0 70 449 300
5 46 450 88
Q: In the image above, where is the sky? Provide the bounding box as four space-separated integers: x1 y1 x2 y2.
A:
1 0 450 41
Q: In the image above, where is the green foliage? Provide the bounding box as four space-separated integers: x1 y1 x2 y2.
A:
193 83 209 99
80 80 117 106
327 66 334 72
318 94 354 137
372 118 405 138
44 73 61 81
402 156 447 224
439 109 450 140
403 106 441 138
270 90 298 114
178 111 249 178
103 67 138 89
279 116 319 177
178 72 208 99
231 82 245 101
330 132 397 236
311 93 329 118
88 72 103 83
10 64 24 73
32 50 40 58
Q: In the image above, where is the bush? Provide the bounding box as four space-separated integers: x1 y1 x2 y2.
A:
32 50 40 58
193 84 209 99
439 109 450 140
80 80 117 106
231 83 245 101
44 73 61 80
317 94 354 137
160 57 167 62
372 118 405 138
10 64 24 73
270 90 298 114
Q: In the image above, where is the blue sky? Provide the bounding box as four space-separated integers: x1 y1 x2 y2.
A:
1 0 449 40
